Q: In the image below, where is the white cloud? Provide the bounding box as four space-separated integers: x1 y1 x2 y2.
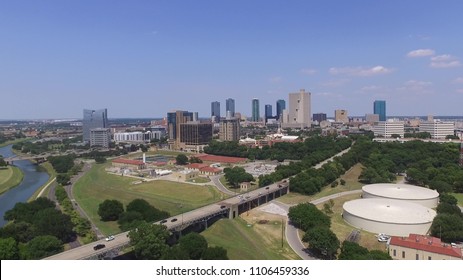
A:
430 55 461 68
398 80 433 94
407 49 435 57
329 65 393 76
300 68 317 75
453 77 463 84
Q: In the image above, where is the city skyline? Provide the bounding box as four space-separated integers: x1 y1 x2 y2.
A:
1 1 463 119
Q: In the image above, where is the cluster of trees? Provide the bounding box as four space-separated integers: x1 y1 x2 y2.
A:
47 155 82 185
128 222 228 260
97 199 169 231
11 136 81 155
175 154 204 166
0 197 76 259
0 132 25 145
288 202 391 259
223 167 254 188
354 140 463 193
204 136 352 162
430 194 463 242
0 156 7 167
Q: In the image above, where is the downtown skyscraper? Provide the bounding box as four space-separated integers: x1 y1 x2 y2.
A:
225 98 235 118
374 100 386 121
211 101 220 122
276 99 286 120
251 98 260 122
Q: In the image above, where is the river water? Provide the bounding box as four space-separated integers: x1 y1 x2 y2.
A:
0 145 50 227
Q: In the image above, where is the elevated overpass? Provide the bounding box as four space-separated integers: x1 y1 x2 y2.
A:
45 181 289 260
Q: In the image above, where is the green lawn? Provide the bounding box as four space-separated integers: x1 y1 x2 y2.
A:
73 162 223 235
187 177 211 183
0 166 24 194
202 218 300 260
451 193 463 207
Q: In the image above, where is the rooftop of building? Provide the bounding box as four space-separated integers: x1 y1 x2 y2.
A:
196 154 247 164
390 234 462 258
363 183 439 200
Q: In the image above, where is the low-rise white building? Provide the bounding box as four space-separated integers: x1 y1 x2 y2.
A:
419 121 455 139
90 128 111 148
113 131 163 143
372 120 404 138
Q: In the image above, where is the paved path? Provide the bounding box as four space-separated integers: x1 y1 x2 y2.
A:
210 175 236 196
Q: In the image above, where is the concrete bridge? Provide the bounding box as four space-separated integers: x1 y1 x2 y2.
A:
44 181 289 260
4 155 47 164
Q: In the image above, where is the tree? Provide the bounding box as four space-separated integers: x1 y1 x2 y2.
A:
302 226 340 259
125 199 169 223
0 237 19 259
20 235 63 260
0 221 37 243
176 154 188 165
0 157 7 167
223 167 254 188
178 232 208 260
201 246 229 260
288 203 331 231
98 199 124 221
128 222 170 260
56 174 71 185
94 156 106 164
338 241 391 260
118 211 144 231
161 245 189 260
33 208 75 243
430 214 463 242
189 156 203 164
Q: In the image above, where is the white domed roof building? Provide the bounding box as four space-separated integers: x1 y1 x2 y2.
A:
342 198 436 236
362 183 439 208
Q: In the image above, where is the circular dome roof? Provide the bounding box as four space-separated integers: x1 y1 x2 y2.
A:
343 198 436 224
362 183 439 200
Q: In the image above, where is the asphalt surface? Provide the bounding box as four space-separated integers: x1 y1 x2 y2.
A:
210 174 237 196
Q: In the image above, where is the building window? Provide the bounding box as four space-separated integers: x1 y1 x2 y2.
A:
428 256 432 260
393 249 396 257
416 254 419 260
402 251 405 258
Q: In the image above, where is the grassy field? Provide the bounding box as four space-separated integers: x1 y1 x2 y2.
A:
187 177 211 183
202 217 300 260
73 162 223 235
277 163 365 205
451 193 463 207
0 166 24 194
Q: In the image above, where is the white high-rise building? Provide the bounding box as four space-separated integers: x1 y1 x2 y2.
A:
282 89 311 129
373 121 404 138
420 121 455 139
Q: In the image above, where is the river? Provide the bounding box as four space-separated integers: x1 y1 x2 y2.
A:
0 145 50 227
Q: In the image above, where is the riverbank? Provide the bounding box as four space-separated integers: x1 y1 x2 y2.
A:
0 138 31 148
28 162 57 202
0 165 24 195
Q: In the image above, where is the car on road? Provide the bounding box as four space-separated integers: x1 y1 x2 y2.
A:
171 218 178 222
93 244 105 250
160 219 168 224
376 233 390 242
105 235 115 242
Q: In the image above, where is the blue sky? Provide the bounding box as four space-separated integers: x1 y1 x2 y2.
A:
1 0 463 119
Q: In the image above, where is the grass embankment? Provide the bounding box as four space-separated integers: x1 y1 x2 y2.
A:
186 177 211 183
0 138 31 148
202 217 300 260
451 193 463 207
28 162 57 201
74 162 223 235
0 166 24 194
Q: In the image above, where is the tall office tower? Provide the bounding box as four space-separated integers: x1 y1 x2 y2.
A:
167 110 194 149
335 109 349 123
219 118 240 141
179 122 213 146
265 104 273 122
83 109 108 143
282 89 311 128
226 98 235 117
313 113 327 123
252 98 260 122
211 101 220 122
374 100 386 121
276 99 286 120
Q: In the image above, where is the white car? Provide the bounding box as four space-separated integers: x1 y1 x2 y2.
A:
105 235 115 242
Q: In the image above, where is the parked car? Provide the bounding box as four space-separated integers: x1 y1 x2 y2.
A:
105 235 115 242
160 219 168 224
171 218 178 222
93 244 105 250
